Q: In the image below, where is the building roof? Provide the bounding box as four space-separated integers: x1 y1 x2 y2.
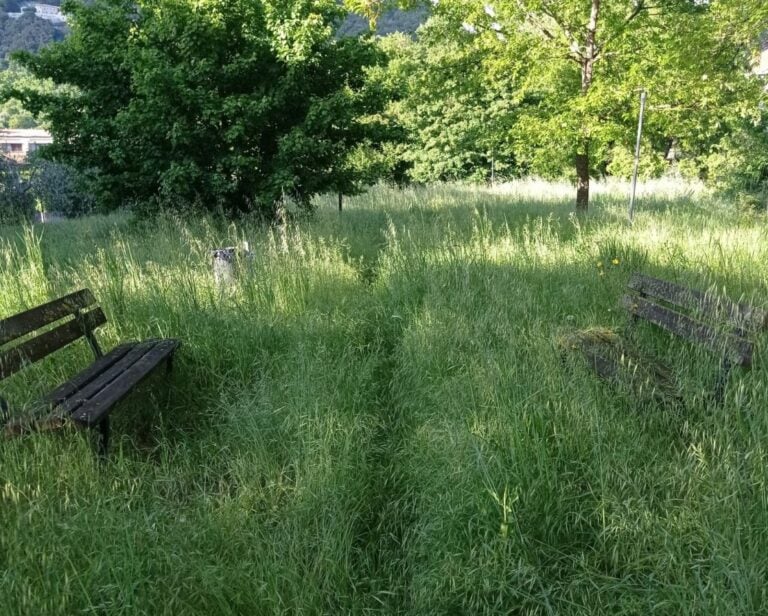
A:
0 129 52 141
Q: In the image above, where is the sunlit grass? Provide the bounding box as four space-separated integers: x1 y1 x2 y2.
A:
0 181 766 614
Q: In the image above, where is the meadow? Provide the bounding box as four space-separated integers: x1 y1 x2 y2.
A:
1 181 768 614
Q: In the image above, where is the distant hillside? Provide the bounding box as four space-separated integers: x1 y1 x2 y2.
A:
0 8 66 66
338 7 428 37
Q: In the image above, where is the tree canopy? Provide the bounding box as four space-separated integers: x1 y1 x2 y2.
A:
3 0 768 215
9 0 389 217
363 0 768 210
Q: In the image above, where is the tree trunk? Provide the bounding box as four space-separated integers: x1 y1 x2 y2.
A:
575 148 590 213
574 0 600 213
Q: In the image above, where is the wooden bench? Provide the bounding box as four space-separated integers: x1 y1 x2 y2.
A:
562 273 768 405
0 289 180 455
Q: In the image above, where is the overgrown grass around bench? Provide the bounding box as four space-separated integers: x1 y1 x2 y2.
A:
1 181 767 614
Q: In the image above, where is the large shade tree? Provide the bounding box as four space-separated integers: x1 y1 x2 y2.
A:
378 24 519 183
359 0 768 211
9 0 388 217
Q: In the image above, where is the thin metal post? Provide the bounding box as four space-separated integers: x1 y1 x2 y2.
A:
76 309 104 358
338 192 343 213
0 396 9 423
711 357 733 407
98 416 111 459
628 89 647 224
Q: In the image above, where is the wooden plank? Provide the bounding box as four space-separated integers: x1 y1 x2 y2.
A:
0 344 136 426
0 308 107 380
627 273 768 333
42 343 137 407
564 332 680 402
620 295 753 366
582 347 619 380
52 340 160 417
69 339 179 426
0 290 96 347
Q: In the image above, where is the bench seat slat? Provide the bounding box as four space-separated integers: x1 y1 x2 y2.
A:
0 308 107 380
0 290 97 347
620 294 753 366
2 343 151 436
42 343 137 407
567 334 681 402
69 339 179 426
627 273 768 333
3 339 179 437
53 339 163 417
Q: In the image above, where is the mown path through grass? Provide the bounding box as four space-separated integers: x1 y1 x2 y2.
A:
2 183 768 614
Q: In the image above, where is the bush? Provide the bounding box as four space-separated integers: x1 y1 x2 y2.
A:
28 157 94 217
0 156 34 223
12 0 389 219
702 126 768 205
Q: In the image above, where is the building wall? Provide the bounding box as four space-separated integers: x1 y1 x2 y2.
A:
760 48 768 75
0 130 53 163
6 3 67 23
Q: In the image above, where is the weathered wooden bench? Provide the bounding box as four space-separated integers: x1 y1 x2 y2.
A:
0 289 180 455
562 273 768 405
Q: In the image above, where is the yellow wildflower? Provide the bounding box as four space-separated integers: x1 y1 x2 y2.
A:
611 258 620 265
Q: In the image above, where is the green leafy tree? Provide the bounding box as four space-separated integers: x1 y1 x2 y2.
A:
359 0 768 211
380 23 518 183
9 0 388 218
699 113 768 208
0 64 57 128
28 155 94 216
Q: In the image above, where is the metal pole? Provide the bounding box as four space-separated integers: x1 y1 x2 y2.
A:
628 89 647 224
491 154 495 187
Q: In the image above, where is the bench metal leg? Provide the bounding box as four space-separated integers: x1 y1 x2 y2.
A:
711 357 733 407
98 416 111 459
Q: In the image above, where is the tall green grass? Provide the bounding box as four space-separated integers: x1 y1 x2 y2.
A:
1 181 767 614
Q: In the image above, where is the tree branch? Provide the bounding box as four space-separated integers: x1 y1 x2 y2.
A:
595 0 652 59
539 2 582 56
468 18 583 65
512 1 583 63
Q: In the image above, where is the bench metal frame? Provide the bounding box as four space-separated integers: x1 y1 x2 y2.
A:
571 273 767 406
0 289 180 456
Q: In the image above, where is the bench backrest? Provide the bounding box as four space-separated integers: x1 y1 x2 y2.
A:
0 289 106 381
620 273 768 367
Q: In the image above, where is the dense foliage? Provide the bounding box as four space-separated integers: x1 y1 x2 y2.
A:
0 64 57 127
10 0 389 218
366 0 768 210
0 2 67 128
0 155 93 221
0 156 33 221
378 24 518 183
1 0 767 213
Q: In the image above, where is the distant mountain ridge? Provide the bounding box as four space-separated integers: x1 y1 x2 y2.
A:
338 7 428 37
0 5 66 66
